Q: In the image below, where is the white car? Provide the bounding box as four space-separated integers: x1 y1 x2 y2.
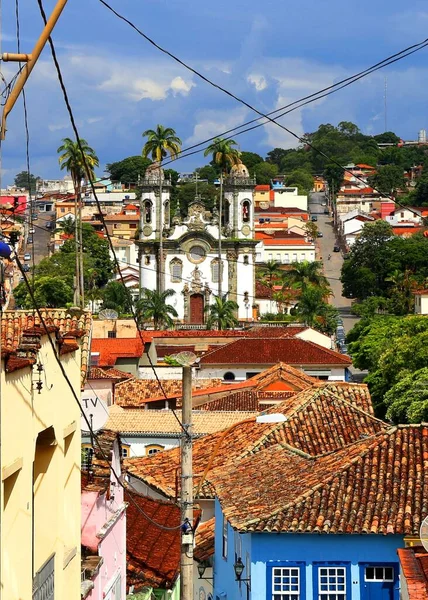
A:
23 253 31 261
29 227 35 234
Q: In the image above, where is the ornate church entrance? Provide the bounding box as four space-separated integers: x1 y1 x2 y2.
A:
190 293 204 324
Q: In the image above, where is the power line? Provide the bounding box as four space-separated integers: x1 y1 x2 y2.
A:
36 0 189 440
12 250 183 530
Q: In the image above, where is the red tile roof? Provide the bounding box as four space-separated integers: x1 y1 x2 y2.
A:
199 337 352 366
126 383 378 501
125 490 182 590
340 187 375 195
214 425 428 533
81 429 122 494
393 226 424 237
255 185 270 191
91 338 144 366
147 330 248 338
398 546 428 599
88 366 133 380
114 378 224 407
194 518 215 562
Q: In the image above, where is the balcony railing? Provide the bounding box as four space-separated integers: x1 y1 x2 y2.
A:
33 554 54 600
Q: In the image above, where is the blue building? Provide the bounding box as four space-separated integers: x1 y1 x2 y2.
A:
212 425 428 600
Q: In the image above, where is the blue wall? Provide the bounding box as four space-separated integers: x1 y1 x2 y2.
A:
214 501 403 600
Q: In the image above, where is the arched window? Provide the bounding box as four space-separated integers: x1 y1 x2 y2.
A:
243 255 249 265
146 444 164 456
143 199 152 224
164 200 170 227
223 371 235 381
170 258 183 282
242 200 251 223
144 255 151 265
222 200 230 226
211 259 223 283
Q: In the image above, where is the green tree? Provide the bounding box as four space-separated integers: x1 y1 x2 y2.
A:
14 276 73 308
286 168 314 194
142 125 182 163
266 148 289 168
254 161 278 185
14 171 40 192
259 259 282 288
58 137 99 194
175 182 217 217
106 155 151 183
338 121 361 136
323 163 344 194
101 281 133 315
240 151 264 171
385 368 428 423
373 132 401 144
283 260 329 292
136 288 178 329
385 269 417 315
206 296 239 330
292 284 336 334
55 216 75 236
196 165 218 184
204 137 241 174
369 164 405 195
412 175 428 207
279 149 312 173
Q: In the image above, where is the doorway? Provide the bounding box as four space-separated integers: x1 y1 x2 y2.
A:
360 564 398 600
190 293 204 324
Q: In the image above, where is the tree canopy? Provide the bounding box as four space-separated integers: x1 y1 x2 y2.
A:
14 171 40 192
106 155 152 183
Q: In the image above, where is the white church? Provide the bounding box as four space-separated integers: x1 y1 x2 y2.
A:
136 163 257 324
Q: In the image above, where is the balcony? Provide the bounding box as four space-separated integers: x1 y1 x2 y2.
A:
33 555 54 600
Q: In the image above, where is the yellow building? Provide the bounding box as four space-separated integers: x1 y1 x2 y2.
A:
0 309 91 600
103 204 140 240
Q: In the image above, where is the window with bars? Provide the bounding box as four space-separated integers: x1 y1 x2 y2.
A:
211 260 223 283
318 566 346 599
170 259 182 282
271 566 300 600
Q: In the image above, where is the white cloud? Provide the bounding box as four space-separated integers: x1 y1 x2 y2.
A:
170 76 195 96
247 74 267 91
185 108 249 146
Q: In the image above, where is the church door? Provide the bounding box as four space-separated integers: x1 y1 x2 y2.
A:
190 294 204 324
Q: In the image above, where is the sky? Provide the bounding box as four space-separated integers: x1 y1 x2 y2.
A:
2 0 428 184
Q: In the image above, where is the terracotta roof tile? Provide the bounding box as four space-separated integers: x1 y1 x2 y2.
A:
88 366 133 380
126 383 377 501
215 425 428 534
91 338 144 366
200 337 352 366
82 429 122 493
125 490 182 590
115 378 223 407
194 518 215 562
398 546 428 599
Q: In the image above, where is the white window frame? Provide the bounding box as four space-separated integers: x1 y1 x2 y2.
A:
364 566 394 582
222 514 228 559
318 566 346 599
271 566 300 599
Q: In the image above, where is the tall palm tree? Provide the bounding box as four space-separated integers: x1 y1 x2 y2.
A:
293 284 330 328
136 288 178 330
260 259 282 288
283 260 329 293
203 137 242 174
55 216 76 236
57 137 99 307
206 296 239 330
142 126 182 294
101 281 133 316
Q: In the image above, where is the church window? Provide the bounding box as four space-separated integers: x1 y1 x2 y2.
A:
143 199 152 224
189 245 206 263
170 258 183 282
243 255 249 265
164 200 170 227
223 200 230 226
144 255 151 265
211 259 223 283
242 200 251 223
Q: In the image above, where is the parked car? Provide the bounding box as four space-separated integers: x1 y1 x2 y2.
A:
324 208 329 214
45 221 53 229
19 276 25 283
317 231 323 237
27 236 33 244
29 227 35 234
23 253 31 261
321 202 327 206
22 264 30 272
336 318 344 326
32 213 38 220
311 215 318 222
340 344 348 354
333 245 340 252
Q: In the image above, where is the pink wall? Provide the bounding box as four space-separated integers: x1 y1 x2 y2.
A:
0 196 27 214
81 439 126 600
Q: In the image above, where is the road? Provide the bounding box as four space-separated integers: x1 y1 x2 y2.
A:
309 192 359 333
30 210 54 264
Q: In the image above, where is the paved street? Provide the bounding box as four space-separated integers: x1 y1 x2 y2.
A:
30 210 54 264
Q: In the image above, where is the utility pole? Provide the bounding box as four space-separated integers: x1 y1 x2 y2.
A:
158 163 164 294
174 351 196 600
218 174 223 298
1 0 69 139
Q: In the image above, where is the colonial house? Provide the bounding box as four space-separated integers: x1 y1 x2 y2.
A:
338 210 375 247
270 185 308 211
103 204 140 241
213 424 428 600
1 309 91 600
197 337 351 381
414 289 428 315
81 430 126 600
90 337 148 376
255 230 316 264
84 366 132 407
136 163 257 324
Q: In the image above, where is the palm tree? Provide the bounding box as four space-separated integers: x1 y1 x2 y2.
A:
57 137 99 307
142 126 182 293
260 259 282 288
203 137 242 174
55 216 76 236
293 284 330 328
386 269 418 315
101 281 133 316
283 260 329 293
136 288 178 330
206 296 239 330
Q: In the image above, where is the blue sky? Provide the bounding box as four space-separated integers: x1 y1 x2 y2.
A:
2 0 428 183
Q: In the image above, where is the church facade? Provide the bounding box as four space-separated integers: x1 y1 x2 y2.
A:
135 164 257 325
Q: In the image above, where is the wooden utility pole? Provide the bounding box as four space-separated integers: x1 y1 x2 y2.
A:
1 0 69 139
218 174 223 298
180 365 193 600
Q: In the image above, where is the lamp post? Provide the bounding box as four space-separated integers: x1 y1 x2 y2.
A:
234 557 251 600
197 562 213 581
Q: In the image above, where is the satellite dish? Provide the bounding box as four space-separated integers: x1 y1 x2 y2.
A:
80 392 109 433
420 516 428 551
173 351 198 366
98 309 119 320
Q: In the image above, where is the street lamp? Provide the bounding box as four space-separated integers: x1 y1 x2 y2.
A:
197 562 213 581
234 557 251 598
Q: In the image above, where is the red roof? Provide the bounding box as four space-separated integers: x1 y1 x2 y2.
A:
393 226 424 237
255 185 270 191
199 338 351 366
340 187 375 195
398 546 428 599
91 338 144 366
356 163 376 170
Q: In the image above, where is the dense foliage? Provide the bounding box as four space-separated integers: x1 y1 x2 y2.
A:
14 171 40 192
106 156 152 183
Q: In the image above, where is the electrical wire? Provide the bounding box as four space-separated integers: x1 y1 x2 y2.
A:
96 0 428 224
36 0 190 440
12 249 184 530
